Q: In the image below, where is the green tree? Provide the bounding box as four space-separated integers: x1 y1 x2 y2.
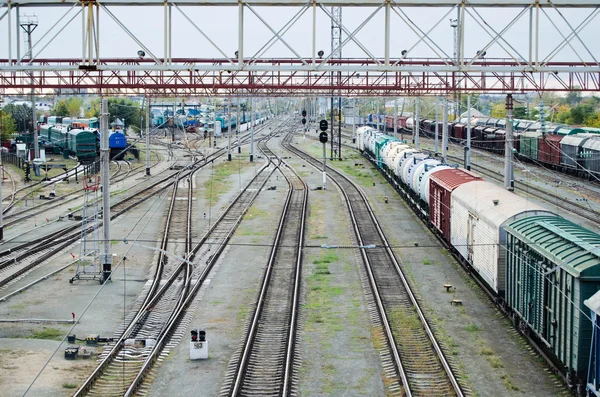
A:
107 98 145 133
490 103 507 118
0 110 17 141
513 106 528 119
53 98 83 117
564 91 582 106
3 103 33 132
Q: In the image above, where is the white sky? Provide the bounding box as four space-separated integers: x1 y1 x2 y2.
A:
0 5 598 63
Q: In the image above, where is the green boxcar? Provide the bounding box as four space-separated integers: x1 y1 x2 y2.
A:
505 215 600 386
67 129 97 162
518 131 542 160
50 126 69 149
39 125 52 142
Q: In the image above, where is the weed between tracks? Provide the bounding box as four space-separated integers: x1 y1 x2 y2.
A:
203 159 254 202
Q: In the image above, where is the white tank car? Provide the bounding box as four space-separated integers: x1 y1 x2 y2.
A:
393 148 418 177
418 165 452 204
384 143 409 169
409 158 440 192
401 153 428 186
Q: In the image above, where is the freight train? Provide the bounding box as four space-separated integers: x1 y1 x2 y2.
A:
38 123 127 162
355 126 600 395
372 113 600 180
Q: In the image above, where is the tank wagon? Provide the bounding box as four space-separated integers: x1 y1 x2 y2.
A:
356 126 600 393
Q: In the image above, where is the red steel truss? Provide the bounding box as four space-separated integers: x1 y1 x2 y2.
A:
1 58 599 96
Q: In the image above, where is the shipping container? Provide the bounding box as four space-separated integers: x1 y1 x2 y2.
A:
538 133 563 165
491 129 506 154
450 181 552 295
505 215 600 385
584 291 600 395
452 123 467 140
428 168 482 243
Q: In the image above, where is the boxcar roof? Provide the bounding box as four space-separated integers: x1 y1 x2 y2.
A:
429 168 481 191
452 181 552 230
583 136 600 151
585 290 600 314
560 133 595 146
506 215 600 278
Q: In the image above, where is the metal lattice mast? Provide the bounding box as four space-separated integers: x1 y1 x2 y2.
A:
71 176 101 282
19 14 38 160
330 6 341 159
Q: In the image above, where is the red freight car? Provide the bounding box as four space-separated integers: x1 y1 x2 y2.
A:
537 133 563 165
429 168 482 243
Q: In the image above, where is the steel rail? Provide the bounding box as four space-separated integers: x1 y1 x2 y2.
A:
284 139 464 397
229 127 307 396
76 120 277 396
122 144 278 397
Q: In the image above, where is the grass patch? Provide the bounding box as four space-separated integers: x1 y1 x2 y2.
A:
204 159 254 201
479 346 494 356
30 327 63 340
303 251 343 328
62 383 78 389
500 374 520 391
311 235 328 240
422 259 432 265
464 323 480 333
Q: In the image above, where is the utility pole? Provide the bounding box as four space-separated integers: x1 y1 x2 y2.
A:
228 96 232 161
352 98 356 143
394 99 398 138
146 97 150 176
434 97 439 156
466 95 471 170
0 148 3 241
236 98 241 154
20 15 38 161
414 97 420 150
504 94 514 190
442 97 448 163
100 99 112 282
450 17 459 120
331 5 342 160
250 97 255 162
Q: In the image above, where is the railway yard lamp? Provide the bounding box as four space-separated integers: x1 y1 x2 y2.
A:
318 50 324 58
137 50 146 59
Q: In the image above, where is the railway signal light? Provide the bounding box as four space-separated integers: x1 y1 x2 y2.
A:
191 329 198 341
319 119 328 131
302 110 307 117
319 131 328 143
301 118 306 125
198 330 206 342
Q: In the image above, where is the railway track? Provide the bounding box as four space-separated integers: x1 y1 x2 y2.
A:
439 152 600 223
1 157 161 228
284 135 465 397
83 155 197 396
221 128 307 396
0 119 277 293
74 129 283 396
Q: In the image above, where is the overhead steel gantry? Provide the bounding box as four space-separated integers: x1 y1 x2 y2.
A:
1 0 600 96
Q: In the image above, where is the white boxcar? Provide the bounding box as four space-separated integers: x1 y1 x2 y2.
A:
450 180 554 295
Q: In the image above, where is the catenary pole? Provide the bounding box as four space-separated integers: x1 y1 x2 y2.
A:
228 96 232 161
442 97 448 163
146 97 150 176
414 97 420 150
100 99 112 281
466 95 471 170
250 97 255 162
434 97 439 156
504 94 514 190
